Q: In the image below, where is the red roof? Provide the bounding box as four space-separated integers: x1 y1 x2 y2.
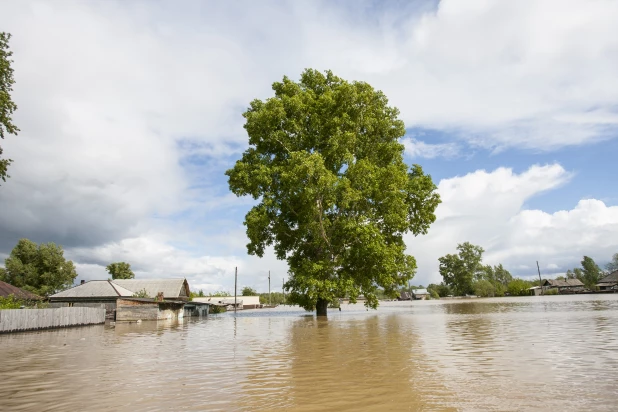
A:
0 281 42 300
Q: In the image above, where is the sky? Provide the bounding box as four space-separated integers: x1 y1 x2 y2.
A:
0 0 617 293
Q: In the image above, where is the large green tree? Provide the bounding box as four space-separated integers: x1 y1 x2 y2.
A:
106 262 135 279
0 32 19 183
438 242 484 296
0 239 77 296
226 69 440 316
242 286 257 296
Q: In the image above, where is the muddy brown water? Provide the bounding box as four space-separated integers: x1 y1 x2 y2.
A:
1 295 618 411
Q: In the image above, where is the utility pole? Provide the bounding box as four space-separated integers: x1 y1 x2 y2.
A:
536 261 543 296
234 266 238 313
268 270 271 306
283 278 285 306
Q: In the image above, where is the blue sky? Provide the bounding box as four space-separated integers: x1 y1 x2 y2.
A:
0 0 617 292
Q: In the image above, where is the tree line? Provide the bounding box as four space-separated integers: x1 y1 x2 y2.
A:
432 242 618 297
0 238 136 297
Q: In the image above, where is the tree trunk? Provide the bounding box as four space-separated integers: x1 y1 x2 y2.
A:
316 298 328 317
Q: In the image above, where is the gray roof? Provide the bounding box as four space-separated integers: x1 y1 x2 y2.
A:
544 279 584 287
414 289 429 295
112 278 189 299
50 280 135 299
598 270 618 284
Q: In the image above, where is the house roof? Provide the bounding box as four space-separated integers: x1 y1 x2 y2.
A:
113 278 189 299
0 281 42 300
544 279 584 287
50 280 135 299
414 289 429 295
597 270 618 284
194 296 261 305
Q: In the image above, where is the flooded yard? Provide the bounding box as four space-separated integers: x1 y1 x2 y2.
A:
1 295 618 411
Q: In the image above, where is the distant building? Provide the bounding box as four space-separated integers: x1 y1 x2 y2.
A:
412 289 430 300
542 279 585 293
193 295 262 310
596 271 618 291
115 298 186 321
0 281 42 301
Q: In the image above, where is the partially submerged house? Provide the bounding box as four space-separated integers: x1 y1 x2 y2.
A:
50 278 193 319
542 278 585 294
412 289 430 300
596 270 618 291
0 281 42 301
397 291 412 301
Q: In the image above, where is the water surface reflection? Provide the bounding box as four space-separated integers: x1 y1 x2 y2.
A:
1 295 617 411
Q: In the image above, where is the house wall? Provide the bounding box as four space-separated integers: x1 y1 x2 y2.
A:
116 299 158 321
158 303 184 320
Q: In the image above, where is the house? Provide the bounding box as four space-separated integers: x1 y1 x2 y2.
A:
0 281 42 301
542 278 585 293
596 270 618 291
529 286 543 296
183 301 211 317
412 289 430 300
115 298 186 321
49 278 191 319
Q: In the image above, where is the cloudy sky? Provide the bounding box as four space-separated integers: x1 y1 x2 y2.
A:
1 0 617 293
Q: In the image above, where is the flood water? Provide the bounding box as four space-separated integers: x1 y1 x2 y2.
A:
1 295 618 411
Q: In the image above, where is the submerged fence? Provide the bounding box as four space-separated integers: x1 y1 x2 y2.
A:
0 307 105 333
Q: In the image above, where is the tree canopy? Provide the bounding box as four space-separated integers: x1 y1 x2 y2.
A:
242 286 257 296
0 32 19 184
106 262 135 280
226 69 440 315
0 239 77 296
438 242 484 296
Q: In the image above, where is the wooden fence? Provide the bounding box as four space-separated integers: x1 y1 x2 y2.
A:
0 307 106 333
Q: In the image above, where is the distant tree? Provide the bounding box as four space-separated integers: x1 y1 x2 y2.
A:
0 239 77 296
494 264 513 286
208 291 231 297
474 279 495 297
242 286 257 296
106 262 135 280
581 256 603 289
132 288 150 298
259 292 286 305
225 69 441 316
507 279 530 296
428 282 451 297
189 289 205 299
605 253 618 273
439 242 484 296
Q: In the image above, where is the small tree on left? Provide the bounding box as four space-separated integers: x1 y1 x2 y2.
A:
0 239 77 296
0 32 20 184
106 262 135 279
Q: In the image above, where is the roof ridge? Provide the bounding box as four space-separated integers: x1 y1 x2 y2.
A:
108 279 128 296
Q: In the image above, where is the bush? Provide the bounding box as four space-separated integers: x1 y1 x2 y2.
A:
507 279 530 296
0 294 24 309
544 288 558 295
429 289 439 299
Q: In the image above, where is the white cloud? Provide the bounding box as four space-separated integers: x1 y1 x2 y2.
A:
402 137 460 159
406 164 618 285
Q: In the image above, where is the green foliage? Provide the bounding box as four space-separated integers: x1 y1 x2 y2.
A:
0 32 19 183
208 291 231 297
606 253 618 273
0 294 23 309
106 262 135 280
429 289 439 299
132 288 150 298
428 283 451 297
544 288 559 295
259 292 286 305
209 305 226 314
0 239 77 296
226 69 440 314
473 280 495 298
439 242 484 296
241 286 257 296
581 256 603 288
507 279 531 296
189 289 205 299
